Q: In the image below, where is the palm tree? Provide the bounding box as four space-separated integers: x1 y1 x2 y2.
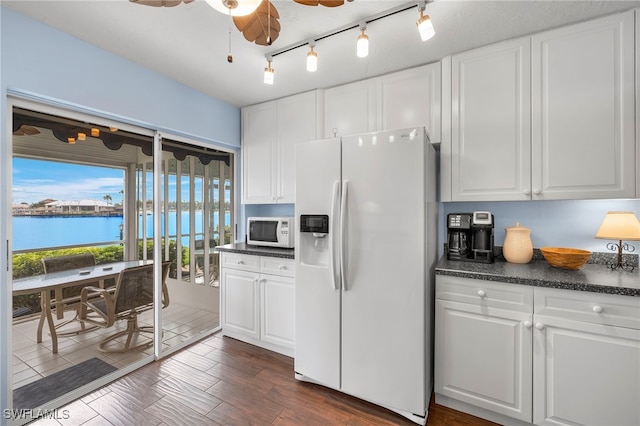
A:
103 194 112 205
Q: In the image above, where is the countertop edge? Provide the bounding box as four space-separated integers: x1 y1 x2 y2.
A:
216 243 295 260
435 256 640 297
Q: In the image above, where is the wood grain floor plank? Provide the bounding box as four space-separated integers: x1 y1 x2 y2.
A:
50 333 502 426
154 374 223 415
144 395 221 426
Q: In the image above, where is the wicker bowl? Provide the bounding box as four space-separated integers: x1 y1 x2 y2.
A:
540 247 592 270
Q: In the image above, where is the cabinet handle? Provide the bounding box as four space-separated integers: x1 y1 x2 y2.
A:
535 322 545 330
477 290 486 298
524 321 532 329
523 189 531 196
534 189 542 195
279 265 287 270
592 305 603 313
237 260 244 265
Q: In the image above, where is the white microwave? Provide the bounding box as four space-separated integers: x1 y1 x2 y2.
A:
247 217 295 248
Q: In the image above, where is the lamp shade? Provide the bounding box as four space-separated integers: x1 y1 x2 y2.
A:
595 211 640 240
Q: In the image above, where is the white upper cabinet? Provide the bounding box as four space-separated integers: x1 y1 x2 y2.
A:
324 63 442 141
242 91 318 204
531 10 636 200
443 9 636 202
242 101 277 204
379 62 442 143
636 9 639 199
324 79 378 138
450 37 532 201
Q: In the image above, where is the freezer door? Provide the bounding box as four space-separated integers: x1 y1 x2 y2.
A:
294 137 342 389
340 128 427 415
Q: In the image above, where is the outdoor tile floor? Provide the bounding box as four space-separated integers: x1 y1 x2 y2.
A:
12 303 219 389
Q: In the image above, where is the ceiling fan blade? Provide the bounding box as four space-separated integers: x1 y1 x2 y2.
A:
129 0 194 7
293 0 345 6
234 1 281 46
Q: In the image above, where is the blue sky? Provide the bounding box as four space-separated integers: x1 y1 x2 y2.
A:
12 158 125 205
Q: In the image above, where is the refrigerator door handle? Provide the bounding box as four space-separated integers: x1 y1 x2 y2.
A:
340 180 349 291
330 180 341 290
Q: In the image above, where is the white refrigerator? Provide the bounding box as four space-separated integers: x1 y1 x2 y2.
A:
294 127 437 425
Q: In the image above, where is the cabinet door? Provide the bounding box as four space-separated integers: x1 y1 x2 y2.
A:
277 91 318 203
379 62 441 143
324 79 377 138
533 315 640 426
435 299 533 422
260 274 295 349
221 268 260 339
531 10 635 200
451 38 531 201
242 101 277 204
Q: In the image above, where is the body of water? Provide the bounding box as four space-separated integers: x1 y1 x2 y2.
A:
13 211 230 251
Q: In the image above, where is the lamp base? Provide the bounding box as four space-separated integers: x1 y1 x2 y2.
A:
605 241 636 272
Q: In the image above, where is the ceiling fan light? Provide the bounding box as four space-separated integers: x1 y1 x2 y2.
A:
306 46 318 72
264 61 275 85
417 9 435 41
205 0 261 16
357 29 369 58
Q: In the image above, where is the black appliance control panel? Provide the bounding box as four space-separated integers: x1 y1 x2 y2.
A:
300 215 329 234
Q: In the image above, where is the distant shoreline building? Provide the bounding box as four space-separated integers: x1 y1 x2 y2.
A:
13 199 122 216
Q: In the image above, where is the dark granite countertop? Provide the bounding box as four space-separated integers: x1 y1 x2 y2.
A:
216 243 295 259
436 255 640 297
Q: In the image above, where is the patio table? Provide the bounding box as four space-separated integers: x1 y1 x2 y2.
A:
13 260 152 354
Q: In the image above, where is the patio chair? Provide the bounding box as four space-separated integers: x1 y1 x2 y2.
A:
40 253 101 336
79 262 171 353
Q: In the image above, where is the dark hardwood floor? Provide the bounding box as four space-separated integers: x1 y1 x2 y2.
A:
34 333 498 425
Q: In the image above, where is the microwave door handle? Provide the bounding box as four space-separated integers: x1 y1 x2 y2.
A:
340 180 348 292
330 181 341 290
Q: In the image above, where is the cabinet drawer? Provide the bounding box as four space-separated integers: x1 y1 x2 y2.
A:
534 287 640 329
221 252 260 272
260 257 295 277
436 275 533 312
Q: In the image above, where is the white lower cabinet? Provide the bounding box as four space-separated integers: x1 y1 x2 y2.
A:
221 252 295 356
533 288 640 426
435 275 640 426
435 276 533 422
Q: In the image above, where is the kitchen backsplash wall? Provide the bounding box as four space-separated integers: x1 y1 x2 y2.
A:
241 200 640 258
439 199 640 257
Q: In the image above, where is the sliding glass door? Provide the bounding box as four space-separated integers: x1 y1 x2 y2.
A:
8 101 234 417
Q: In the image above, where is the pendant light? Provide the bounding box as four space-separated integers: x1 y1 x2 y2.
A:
205 0 261 16
416 1 435 41
306 42 318 72
264 57 275 85
356 24 369 58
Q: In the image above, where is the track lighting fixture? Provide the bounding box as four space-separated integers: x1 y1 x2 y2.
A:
91 128 100 137
306 42 318 72
77 132 86 141
357 24 369 58
261 3 436 83
264 57 275 85
416 1 435 41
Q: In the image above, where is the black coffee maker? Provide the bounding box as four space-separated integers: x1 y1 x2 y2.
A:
447 211 494 263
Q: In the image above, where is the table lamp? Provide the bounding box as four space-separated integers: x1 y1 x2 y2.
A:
595 211 640 271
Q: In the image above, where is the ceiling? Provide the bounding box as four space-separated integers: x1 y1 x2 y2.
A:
4 0 639 108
